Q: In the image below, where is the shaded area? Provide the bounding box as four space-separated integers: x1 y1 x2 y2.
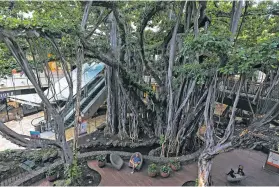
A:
32 162 101 186
85 149 279 186
182 181 195 186
87 159 193 186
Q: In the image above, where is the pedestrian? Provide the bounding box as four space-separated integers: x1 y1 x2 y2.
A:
227 168 236 178
237 165 245 176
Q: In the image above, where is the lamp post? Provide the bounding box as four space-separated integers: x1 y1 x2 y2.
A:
5 98 9 121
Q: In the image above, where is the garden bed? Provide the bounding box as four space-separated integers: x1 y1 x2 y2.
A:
52 162 101 186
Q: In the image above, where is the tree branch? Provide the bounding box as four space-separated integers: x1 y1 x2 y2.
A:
138 1 166 87
0 122 61 149
85 10 112 39
83 48 159 104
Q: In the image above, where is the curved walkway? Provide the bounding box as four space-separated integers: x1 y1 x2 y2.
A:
33 149 279 186
87 149 279 186
87 160 196 186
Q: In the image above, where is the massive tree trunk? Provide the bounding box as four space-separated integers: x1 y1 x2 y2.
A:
198 76 243 186
165 1 185 155
106 13 119 135
230 0 243 42
73 0 92 151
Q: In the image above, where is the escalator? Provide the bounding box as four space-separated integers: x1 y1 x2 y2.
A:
20 63 108 131
54 75 107 129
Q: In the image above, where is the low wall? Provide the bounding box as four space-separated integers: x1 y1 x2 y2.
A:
10 149 202 186
10 161 63 186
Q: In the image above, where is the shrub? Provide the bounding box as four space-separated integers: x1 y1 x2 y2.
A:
160 165 171 173
96 155 106 162
46 168 57 176
148 163 157 173
170 160 181 170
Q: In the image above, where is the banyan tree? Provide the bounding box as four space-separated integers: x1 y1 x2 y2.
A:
0 1 278 186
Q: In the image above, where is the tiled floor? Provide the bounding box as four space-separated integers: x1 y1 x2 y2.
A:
0 112 44 151
0 112 106 151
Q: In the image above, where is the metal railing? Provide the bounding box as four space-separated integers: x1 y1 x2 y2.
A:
219 80 279 101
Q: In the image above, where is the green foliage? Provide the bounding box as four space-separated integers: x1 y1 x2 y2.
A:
148 163 157 173
170 159 181 170
160 164 171 173
0 1 82 77
64 155 81 185
0 44 17 77
219 37 279 75
46 167 57 176
96 155 106 162
182 33 231 59
159 135 165 145
0 1 82 32
177 33 232 81
195 178 198 186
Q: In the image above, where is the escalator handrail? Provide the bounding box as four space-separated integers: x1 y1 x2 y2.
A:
61 75 103 115
48 75 104 129
46 63 102 102
63 77 105 121
65 84 107 129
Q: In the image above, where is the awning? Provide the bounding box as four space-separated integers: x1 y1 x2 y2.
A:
8 62 105 106
9 93 41 107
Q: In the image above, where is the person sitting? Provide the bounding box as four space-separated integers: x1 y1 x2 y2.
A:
227 168 236 178
237 165 245 176
129 153 141 174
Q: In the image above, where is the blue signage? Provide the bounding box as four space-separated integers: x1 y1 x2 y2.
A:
0 91 14 99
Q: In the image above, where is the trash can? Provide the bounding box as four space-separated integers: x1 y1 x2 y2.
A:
34 124 41 133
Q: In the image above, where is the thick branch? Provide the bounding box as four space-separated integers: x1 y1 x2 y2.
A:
219 76 243 145
85 10 112 39
138 2 165 87
83 48 159 104
0 122 61 149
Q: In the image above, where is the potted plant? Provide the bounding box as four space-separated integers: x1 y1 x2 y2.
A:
169 160 181 171
148 163 157 177
160 165 171 178
96 155 106 168
46 168 58 182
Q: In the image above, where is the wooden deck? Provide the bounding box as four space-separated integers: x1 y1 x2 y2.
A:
88 160 196 186
35 149 279 186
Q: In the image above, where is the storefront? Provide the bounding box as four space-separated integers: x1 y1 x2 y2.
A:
0 89 43 122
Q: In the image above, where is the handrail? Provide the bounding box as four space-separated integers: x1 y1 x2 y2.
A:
64 82 106 129
63 77 105 121
62 75 103 116
47 76 105 131
46 65 98 102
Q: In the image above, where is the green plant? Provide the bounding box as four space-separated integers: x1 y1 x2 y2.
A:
46 167 57 176
64 155 81 185
148 163 157 173
195 178 198 186
159 135 165 145
160 165 171 173
96 155 106 162
170 160 181 170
